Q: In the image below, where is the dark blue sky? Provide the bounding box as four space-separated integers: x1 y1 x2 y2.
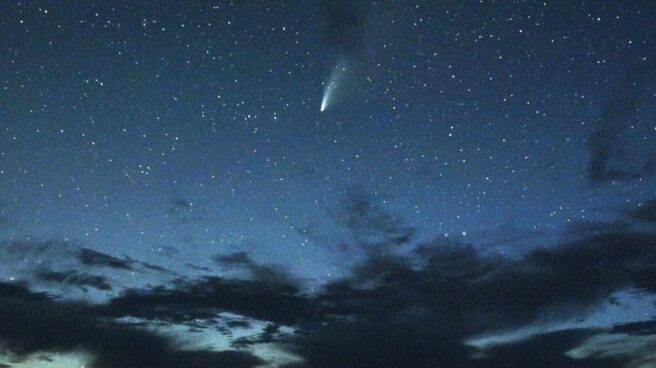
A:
1 1 655 367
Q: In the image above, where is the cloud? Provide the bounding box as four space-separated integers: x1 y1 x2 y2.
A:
87 245 171 275
319 0 366 57
215 251 252 265
185 263 212 272
2 192 656 367
167 197 202 225
77 248 134 270
0 282 263 368
566 323 656 368
0 233 656 368
0 282 50 302
276 194 656 367
214 251 299 288
0 239 164 275
280 233 655 367
629 198 656 223
35 270 113 291
232 323 283 348
474 327 626 368
587 55 656 184
100 276 316 326
96 212 656 367
0 239 177 300
332 186 415 253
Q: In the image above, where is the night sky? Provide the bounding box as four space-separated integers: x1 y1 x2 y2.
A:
1 1 656 367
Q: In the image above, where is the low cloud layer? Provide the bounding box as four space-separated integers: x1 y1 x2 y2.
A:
0 283 262 368
1 192 655 367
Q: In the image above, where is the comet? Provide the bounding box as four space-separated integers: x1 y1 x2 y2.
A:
320 82 335 112
320 59 350 112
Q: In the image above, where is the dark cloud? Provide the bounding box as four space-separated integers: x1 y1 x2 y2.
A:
292 187 415 257
232 323 281 348
93 193 656 367
225 320 252 329
0 282 50 302
152 245 180 257
185 263 212 272
171 199 192 210
215 251 252 265
612 320 656 335
0 239 175 298
139 261 173 274
77 247 174 275
214 251 299 287
0 239 61 259
35 270 113 291
0 282 262 368
167 197 202 225
281 317 471 368
279 228 656 367
2 193 656 367
0 239 168 275
334 186 415 252
629 198 656 223
470 328 626 368
101 276 316 326
562 219 631 238
319 0 366 57
89 220 656 367
468 222 547 250
471 231 656 324
283 323 628 368
76 248 134 270
562 322 656 367
273 193 656 367
587 55 656 184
